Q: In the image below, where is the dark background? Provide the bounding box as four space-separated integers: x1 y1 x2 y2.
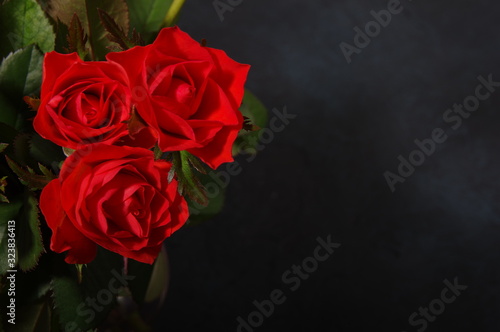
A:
156 1 500 331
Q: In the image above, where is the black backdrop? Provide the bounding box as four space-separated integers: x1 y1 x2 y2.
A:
155 1 500 331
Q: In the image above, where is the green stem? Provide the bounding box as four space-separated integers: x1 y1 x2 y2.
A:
162 0 186 27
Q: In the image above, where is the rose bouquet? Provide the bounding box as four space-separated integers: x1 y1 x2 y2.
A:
0 0 267 330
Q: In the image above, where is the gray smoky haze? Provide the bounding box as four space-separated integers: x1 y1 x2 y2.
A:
155 1 500 331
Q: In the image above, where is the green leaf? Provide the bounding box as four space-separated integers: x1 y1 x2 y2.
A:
188 171 226 225
0 193 44 273
50 272 89 330
5 156 52 190
38 163 56 180
233 89 269 156
125 0 173 42
29 133 65 168
45 0 130 60
53 18 70 54
0 143 9 154
13 133 31 166
0 47 43 133
17 192 45 271
1 132 63 175
0 198 22 221
126 246 169 314
143 247 169 304
0 93 19 129
186 153 207 175
98 9 136 50
0 0 55 59
0 176 8 192
239 89 268 130
0 45 44 99
170 151 208 205
66 14 89 60
0 122 19 146
51 248 123 331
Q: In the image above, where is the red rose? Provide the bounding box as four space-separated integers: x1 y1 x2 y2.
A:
39 144 189 264
107 27 250 169
33 52 131 149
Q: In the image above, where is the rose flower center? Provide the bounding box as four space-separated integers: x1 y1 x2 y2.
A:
168 79 195 105
132 208 146 219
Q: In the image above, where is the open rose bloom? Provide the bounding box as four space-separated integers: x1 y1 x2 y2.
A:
107 27 250 169
40 144 189 264
34 26 250 265
33 52 132 149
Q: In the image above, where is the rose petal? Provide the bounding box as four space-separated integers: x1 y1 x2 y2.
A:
40 180 97 264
